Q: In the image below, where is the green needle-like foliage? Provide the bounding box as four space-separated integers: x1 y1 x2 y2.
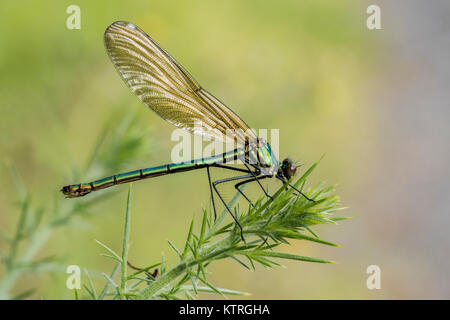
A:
90 160 346 300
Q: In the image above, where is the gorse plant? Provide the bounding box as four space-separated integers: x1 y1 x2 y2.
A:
89 160 345 300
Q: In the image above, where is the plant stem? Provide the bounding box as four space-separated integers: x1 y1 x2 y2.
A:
120 186 133 298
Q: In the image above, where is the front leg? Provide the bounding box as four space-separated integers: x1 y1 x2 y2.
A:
234 175 271 207
242 162 273 201
276 176 316 202
212 173 255 241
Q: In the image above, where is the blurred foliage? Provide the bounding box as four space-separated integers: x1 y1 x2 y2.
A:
0 113 153 299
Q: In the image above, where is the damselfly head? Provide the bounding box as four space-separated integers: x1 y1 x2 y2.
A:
280 158 297 179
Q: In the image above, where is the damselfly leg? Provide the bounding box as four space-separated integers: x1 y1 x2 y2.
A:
206 166 217 220
243 163 273 201
212 173 258 241
277 176 316 203
206 162 255 221
234 175 271 207
127 261 159 280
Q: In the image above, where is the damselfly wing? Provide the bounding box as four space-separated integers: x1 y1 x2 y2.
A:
104 21 256 145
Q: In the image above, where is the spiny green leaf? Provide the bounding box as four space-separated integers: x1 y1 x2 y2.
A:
229 255 251 270
84 269 98 300
99 262 120 300
182 219 194 259
196 276 225 298
95 240 122 262
167 240 183 260
100 254 122 263
274 230 338 247
181 285 249 296
255 251 335 264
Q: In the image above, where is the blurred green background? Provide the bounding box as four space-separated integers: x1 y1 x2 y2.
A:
1 0 449 299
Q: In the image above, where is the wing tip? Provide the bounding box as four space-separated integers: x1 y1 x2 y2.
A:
107 20 135 29
104 21 137 37
104 21 136 49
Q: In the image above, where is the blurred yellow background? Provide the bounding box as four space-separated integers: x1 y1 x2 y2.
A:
1 0 449 299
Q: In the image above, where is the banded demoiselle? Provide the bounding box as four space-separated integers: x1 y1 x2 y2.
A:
61 21 313 239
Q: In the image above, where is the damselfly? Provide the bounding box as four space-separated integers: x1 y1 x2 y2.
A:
61 21 313 239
